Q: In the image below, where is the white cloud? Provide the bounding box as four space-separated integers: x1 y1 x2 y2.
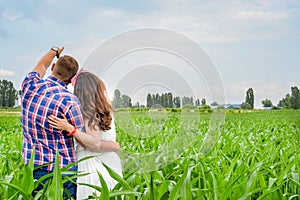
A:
94 8 126 18
0 68 15 77
1 10 23 22
119 0 298 43
233 10 291 21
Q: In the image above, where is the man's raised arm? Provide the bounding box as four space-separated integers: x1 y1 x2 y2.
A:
32 46 64 78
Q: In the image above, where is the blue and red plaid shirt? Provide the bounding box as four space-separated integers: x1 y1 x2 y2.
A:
21 72 84 171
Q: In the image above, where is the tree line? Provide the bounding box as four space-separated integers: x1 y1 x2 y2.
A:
112 86 300 110
2 77 298 110
0 79 18 107
277 86 300 109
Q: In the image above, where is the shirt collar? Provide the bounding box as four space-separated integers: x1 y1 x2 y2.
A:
47 76 68 89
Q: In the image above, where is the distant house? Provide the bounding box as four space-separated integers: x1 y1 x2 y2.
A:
263 106 272 110
211 103 241 109
224 104 241 109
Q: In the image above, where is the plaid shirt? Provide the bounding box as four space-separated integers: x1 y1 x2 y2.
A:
21 72 84 171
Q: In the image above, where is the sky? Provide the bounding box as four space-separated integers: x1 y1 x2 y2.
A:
0 0 299 108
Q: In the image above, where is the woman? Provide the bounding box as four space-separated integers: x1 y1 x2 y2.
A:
48 71 122 199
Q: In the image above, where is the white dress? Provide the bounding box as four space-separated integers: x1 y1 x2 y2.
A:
75 118 123 200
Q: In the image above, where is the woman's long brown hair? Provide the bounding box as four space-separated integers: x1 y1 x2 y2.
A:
74 72 112 131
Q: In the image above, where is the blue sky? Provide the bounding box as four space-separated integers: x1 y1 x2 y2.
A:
0 0 299 108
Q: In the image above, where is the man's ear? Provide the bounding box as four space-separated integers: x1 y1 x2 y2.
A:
51 63 55 71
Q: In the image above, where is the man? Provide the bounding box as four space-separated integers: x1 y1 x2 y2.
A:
21 46 83 198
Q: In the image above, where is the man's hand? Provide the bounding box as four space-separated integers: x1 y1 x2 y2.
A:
51 46 64 58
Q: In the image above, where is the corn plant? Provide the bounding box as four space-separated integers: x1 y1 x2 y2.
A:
0 110 299 199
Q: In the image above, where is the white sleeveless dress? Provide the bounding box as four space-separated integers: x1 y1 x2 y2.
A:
75 118 123 200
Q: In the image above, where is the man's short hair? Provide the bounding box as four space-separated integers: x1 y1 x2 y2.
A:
53 55 79 83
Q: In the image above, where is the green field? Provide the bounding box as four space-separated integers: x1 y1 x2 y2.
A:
0 109 299 199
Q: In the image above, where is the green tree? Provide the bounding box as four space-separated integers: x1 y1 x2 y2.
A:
166 93 173 108
278 94 291 108
152 94 156 105
201 98 206 106
241 102 251 110
173 96 181 108
290 86 300 109
122 95 132 108
0 79 17 107
195 98 200 107
134 101 140 108
0 80 3 106
245 88 254 109
112 89 123 108
147 93 153 108
160 94 167 108
277 86 300 109
182 96 194 106
155 93 160 105
8 82 17 107
262 98 273 107
211 102 218 106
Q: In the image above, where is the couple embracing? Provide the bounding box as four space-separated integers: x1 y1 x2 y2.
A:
21 46 122 199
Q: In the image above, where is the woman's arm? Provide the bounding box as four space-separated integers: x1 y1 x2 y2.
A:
48 114 120 155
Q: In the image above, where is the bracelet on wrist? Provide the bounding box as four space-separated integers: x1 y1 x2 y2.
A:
67 126 76 136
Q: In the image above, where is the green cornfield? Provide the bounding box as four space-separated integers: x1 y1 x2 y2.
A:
0 109 299 199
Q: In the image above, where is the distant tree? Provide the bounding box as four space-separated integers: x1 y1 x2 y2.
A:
211 102 218 106
195 98 200 107
0 81 3 106
241 102 251 110
122 95 132 108
7 81 17 107
134 102 140 108
166 93 173 108
112 89 123 108
272 106 280 110
147 93 153 108
245 88 254 109
262 98 273 107
147 93 176 108
290 86 300 109
152 94 156 105
161 93 166 107
277 86 300 109
201 98 206 106
155 93 160 105
182 96 187 106
0 79 17 107
182 96 194 106
173 96 181 108
278 94 291 108
200 104 211 112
